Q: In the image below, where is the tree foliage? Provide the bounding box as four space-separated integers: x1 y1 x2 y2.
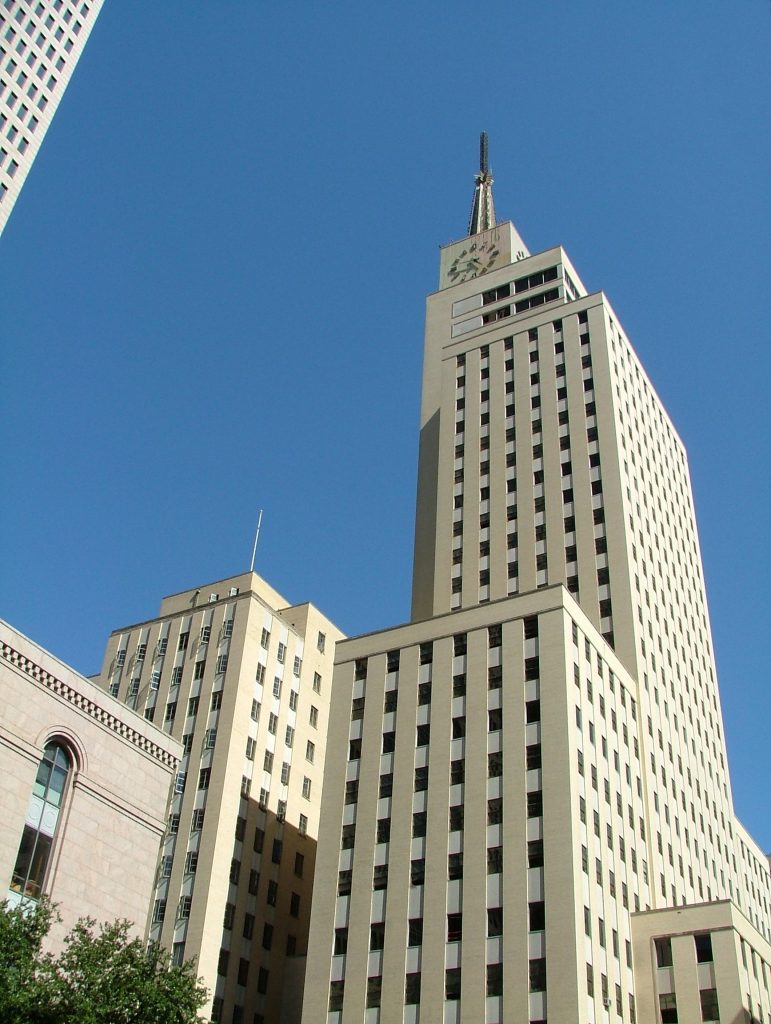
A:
0 900 208 1024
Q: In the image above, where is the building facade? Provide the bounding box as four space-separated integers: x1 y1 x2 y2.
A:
0 620 180 951
0 0 104 236
96 572 344 1024
302 143 771 1023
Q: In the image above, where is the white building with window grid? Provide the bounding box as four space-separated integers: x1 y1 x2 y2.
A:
96 573 344 1024
301 139 771 1024
0 0 104 236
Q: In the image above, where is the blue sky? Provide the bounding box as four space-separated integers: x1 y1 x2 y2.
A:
1 2 769 847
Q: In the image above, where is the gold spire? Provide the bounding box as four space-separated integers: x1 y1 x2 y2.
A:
467 131 496 236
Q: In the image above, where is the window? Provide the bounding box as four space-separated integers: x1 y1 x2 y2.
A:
694 933 713 963
699 988 719 1021
659 993 678 1024
198 768 211 790
215 654 228 674
184 851 198 874
332 926 350 956
277 642 286 663
405 973 421 1005
417 724 430 746
177 896 192 920
447 912 463 942
10 741 72 901
290 690 299 711
280 762 291 784
370 921 385 950
488 907 503 936
655 937 673 967
313 671 322 693
268 713 278 734
293 655 302 676
237 958 249 986
191 809 205 831
445 968 461 1001
302 776 312 799
260 628 270 649
285 725 294 747
309 706 319 728
187 696 199 716
211 691 223 711
242 913 254 939
298 814 308 835
527 791 543 817
263 751 274 773
272 677 282 698
448 852 463 879
245 737 255 760
251 699 260 721
305 740 315 763
178 632 189 651
487 846 503 874
529 957 546 992
487 963 503 997
266 880 278 906
328 980 344 1011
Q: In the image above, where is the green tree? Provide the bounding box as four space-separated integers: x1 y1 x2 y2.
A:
0 900 208 1024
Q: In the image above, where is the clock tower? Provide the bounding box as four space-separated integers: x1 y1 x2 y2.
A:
438 133 530 289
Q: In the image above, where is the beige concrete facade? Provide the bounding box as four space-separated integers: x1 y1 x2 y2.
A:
0 619 180 950
96 572 344 1024
631 901 771 1024
302 197 770 1023
0 0 105 236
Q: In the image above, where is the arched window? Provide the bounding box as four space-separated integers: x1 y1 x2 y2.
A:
9 741 72 904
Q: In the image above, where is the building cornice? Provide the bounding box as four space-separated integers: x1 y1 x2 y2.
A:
0 640 179 771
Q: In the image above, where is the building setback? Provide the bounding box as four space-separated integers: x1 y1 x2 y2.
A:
302 139 771 1023
96 572 344 1024
0 0 105 236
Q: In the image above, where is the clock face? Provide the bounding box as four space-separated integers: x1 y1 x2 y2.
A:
447 239 501 284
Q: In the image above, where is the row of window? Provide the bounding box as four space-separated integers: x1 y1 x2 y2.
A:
328 958 545 1010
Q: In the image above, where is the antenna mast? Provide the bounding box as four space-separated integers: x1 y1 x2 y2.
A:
249 510 263 574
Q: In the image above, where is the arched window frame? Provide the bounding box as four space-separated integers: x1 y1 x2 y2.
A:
8 739 75 906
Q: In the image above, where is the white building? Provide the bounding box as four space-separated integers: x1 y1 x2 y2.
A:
301 138 771 1023
96 572 344 1024
0 0 104 236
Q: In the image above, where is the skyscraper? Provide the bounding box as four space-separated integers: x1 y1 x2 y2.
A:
0 0 104 237
95 572 344 1024
302 137 771 1023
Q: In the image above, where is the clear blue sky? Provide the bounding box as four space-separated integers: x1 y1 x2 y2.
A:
1 3 768 848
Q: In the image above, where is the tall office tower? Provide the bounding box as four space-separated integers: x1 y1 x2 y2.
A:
96 573 344 1024
302 138 771 1024
0 0 104 236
